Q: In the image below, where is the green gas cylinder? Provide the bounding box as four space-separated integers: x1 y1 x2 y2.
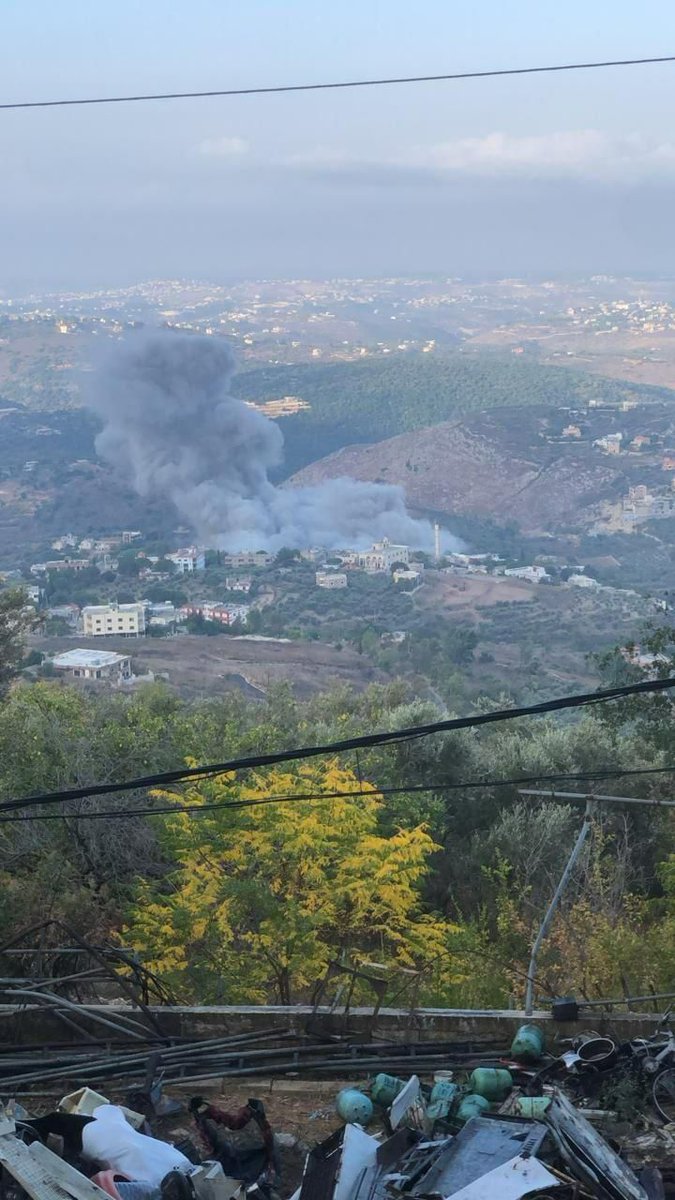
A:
455 1093 490 1124
370 1073 407 1108
335 1088 374 1125
469 1068 513 1102
510 1024 545 1063
430 1080 460 1106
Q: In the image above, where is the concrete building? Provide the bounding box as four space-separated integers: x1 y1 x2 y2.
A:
358 538 410 573
52 649 132 681
182 603 250 626
146 602 181 628
167 547 206 574
223 550 272 568
30 558 92 576
503 565 550 583
315 571 348 589
46 603 81 627
393 568 422 585
568 573 601 589
82 603 146 637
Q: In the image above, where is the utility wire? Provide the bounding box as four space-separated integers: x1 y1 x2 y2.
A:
0 674 672 815
2 760 675 825
1 55 674 112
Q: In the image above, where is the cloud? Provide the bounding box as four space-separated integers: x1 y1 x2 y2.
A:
283 130 675 182
197 135 249 157
408 130 675 179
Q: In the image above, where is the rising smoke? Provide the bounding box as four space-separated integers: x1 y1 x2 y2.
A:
89 332 453 553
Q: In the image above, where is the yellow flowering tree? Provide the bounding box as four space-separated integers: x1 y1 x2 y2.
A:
127 760 457 1003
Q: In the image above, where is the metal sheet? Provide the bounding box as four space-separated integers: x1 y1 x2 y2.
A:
410 1117 547 1197
447 1153 561 1199
546 1090 648 1200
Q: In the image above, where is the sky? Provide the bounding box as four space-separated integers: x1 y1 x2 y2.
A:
2 0 675 291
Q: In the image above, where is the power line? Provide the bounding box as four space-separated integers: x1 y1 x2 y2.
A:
0 674 672 815
3 760 675 825
1 55 674 112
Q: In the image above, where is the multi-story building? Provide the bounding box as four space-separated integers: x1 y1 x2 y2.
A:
222 550 272 568
503 565 550 583
166 547 206 574
82 603 146 637
315 571 348 589
181 603 250 626
358 538 410 573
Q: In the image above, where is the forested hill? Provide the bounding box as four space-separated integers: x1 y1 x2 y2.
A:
231 355 674 477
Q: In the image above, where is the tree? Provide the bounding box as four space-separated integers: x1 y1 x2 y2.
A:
0 589 36 697
127 761 457 1004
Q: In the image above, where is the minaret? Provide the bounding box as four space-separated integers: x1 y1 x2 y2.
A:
434 522 441 563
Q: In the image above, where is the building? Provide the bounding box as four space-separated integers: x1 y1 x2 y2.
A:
315 571 348 589
568 573 601 589
167 547 206 574
503 565 549 583
593 433 622 455
30 558 92 576
46 603 81 627
146 602 181 628
223 550 272 568
562 424 582 438
82 603 146 637
224 576 253 592
51 649 132 682
121 530 142 544
182 603 250 626
393 568 422 585
358 538 410 573
25 585 43 606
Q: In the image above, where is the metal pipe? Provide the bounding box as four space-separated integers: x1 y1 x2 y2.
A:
519 788 675 807
524 801 593 1015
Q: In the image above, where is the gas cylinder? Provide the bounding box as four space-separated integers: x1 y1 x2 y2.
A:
335 1088 374 1125
370 1073 407 1108
469 1068 513 1102
455 1093 490 1124
430 1080 460 1106
510 1024 545 1063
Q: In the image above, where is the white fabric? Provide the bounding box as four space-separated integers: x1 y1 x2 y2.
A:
82 1104 191 1186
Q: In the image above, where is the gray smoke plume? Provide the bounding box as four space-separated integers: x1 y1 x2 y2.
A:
89 331 452 552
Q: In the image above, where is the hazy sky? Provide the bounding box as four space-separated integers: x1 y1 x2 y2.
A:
3 0 675 291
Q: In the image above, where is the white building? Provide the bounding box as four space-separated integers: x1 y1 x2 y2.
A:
358 538 410 573
503 565 550 583
568 573 601 589
166 547 206 574
147 602 181 627
315 571 348 589
393 568 422 585
82 603 146 637
51 649 132 681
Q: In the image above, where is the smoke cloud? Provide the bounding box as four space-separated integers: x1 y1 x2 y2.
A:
89 332 452 552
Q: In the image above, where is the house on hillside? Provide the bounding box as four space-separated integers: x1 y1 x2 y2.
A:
51 649 132 682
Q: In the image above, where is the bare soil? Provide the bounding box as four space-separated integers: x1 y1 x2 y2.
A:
33 633 386 700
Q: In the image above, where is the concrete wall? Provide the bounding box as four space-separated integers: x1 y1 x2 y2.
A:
0 1003 664 1051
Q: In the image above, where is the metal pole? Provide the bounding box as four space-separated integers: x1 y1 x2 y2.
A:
524 801 593 1015
519 788 675 808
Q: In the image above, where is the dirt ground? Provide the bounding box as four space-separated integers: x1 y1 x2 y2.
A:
32 633 386 699
416 572 538 619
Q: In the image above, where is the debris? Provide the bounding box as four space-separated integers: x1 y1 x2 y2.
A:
546 1090 649 1200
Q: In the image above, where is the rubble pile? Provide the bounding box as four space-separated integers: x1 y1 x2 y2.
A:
0 1019 673 1200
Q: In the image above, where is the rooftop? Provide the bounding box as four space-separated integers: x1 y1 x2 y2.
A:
52 649 130 669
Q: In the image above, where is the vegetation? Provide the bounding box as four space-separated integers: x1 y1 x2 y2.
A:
232 355 671 476
0 652 673 1006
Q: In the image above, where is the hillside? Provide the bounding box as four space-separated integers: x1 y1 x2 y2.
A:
233 355 672 477
290 406 642 533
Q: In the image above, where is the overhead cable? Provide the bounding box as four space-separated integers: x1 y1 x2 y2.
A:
0 674 672 814
1 55 674 112
2 769 675 825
